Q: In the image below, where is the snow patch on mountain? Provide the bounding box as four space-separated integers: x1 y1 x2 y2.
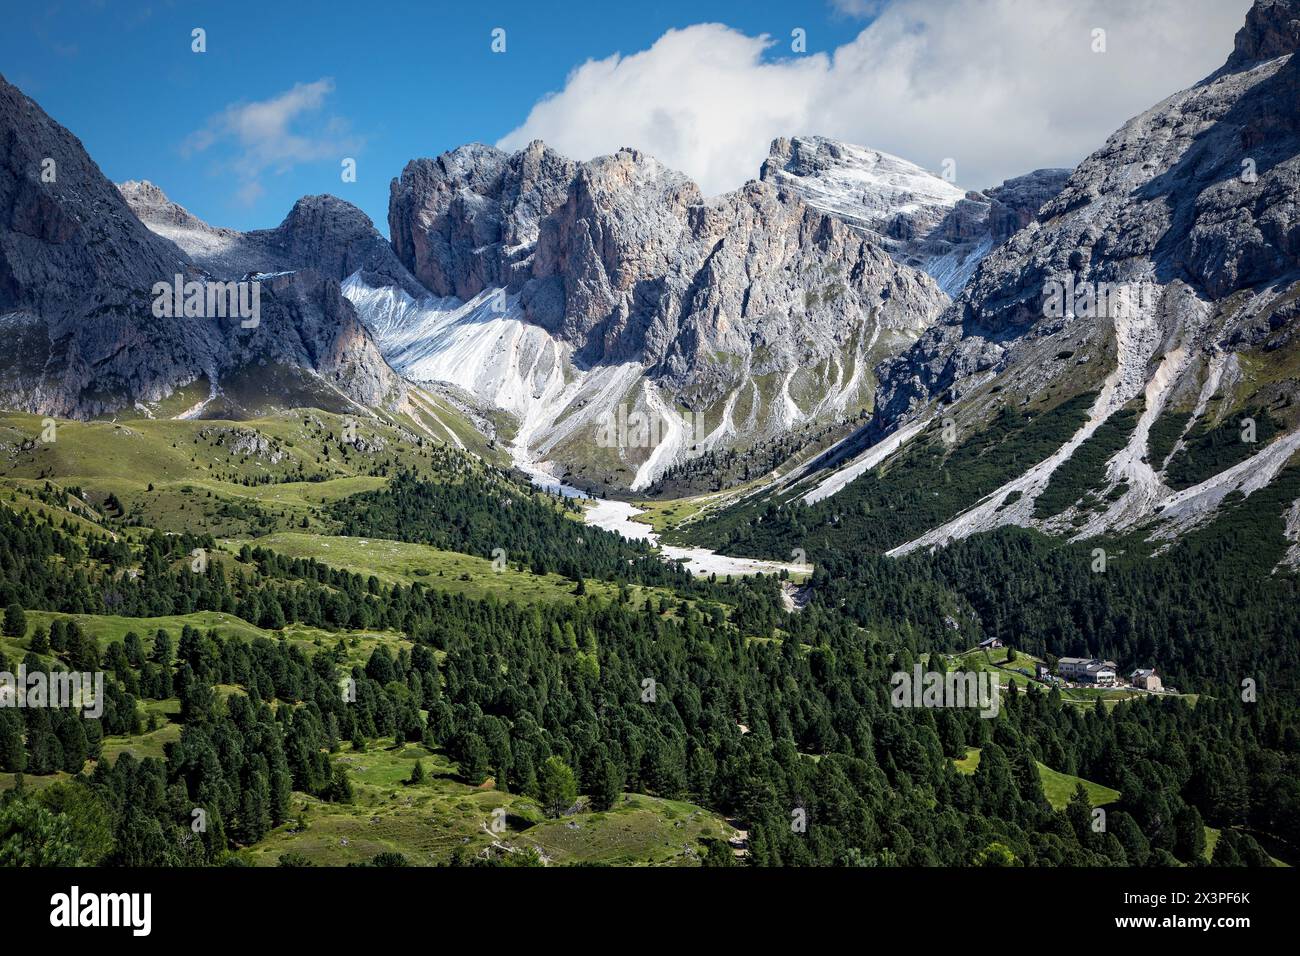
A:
759 137 1068 298
923 235 995 298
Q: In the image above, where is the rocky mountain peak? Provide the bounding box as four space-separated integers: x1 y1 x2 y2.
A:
387 138 945 366
117 178 243 268
248 193 424 296
571 146 699 208
117 179 214 232
878 28 1300 413
759 135 965 241
387 140 575 299
278 193 372 232
0 73 404 419
369 138 951 486
1226 0 1300 70
759 134 1068 296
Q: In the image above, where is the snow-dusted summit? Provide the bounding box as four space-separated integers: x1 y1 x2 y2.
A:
759 136 966 248
761 136 1069 296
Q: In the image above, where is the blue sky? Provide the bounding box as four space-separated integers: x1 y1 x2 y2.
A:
1 0 871 233
1 1 1249 235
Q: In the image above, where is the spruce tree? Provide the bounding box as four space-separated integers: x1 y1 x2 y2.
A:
3 604 27 639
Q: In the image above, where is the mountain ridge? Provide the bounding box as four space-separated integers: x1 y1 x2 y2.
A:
8 0 1296 528
0 72 408 421
680 0 1300 562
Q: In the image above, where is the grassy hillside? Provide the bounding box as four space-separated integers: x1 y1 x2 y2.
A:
954 748 1120 811
0 391 1293 872
0 408 483 538
244 743 733 867
221 532 682 609
14 610 412 670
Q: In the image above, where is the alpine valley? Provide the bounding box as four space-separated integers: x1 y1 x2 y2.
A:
0 0 1297 872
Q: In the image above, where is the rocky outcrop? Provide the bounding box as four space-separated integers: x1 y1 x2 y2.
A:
1226 0 1300 69
238 269 403 409
983 170 1074 239
0 73 404 419
246 194 425 297
118 179 237 242
388 140 576 300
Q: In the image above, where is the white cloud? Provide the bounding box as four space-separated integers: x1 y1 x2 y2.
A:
183 78 361 205
499 0 1252 195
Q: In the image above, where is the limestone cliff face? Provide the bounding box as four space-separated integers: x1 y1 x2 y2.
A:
1226 0 1300 69
388 140 576 301
388 140 948 413
0 73 217 417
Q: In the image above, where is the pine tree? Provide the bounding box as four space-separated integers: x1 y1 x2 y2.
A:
3 605 27 639
55 716 88 773
0 710 26 772
700 838 735 867
460 733 490 785
538 755 577 818
593 759 622 812
1174 804 1207 863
